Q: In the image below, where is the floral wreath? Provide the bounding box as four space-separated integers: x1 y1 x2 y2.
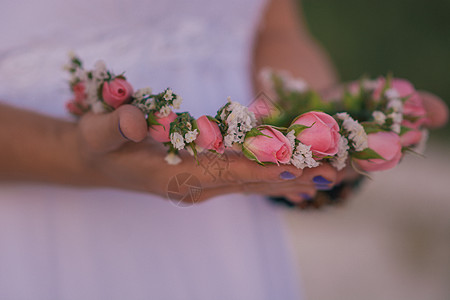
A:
65 54 430 174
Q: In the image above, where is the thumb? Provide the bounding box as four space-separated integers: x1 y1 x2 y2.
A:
79 104 148 153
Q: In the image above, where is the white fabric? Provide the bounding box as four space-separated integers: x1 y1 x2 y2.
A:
0 0 302 299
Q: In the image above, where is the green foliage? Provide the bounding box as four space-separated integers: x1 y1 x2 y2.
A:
352 147 385 160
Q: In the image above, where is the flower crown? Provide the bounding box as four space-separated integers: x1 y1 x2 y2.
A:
65 54 430 173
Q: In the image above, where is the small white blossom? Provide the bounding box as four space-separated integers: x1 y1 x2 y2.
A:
93 60 108 81
330 136 350 171
372 111 386 125
224 134 234 148
221 100 257 147
388 112 403 124
286 78 308 93
385 88 400 100
387 98 403 113
165 152 182 165
74 68 88 82
134 87 152 100
342 116 368 151
163 89 174 101
291 142 320 169
172 95 183 109
391 123 401 134
159 105 172 117
91 101 106 114
186 122 192 130
286 130 296 150
185 129 198 143
336 112 350 120
362 79 379 91
170 132 185 150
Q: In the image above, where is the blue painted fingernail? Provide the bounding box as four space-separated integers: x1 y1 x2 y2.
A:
316 184 332 191
118 121 130 141
299 193 312 200
313 176 331 185
280 171 296 180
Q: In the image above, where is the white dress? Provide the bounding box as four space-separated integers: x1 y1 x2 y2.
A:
0 0 302 299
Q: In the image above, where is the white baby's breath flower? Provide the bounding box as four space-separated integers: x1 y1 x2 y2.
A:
170 132 185 150
291 142 320 169
387 98 403 113
372 111 386 125
134 87 153 100
388 112 403 124
159 105 172 117
330 136 350 171
165 152 182 165
74 68 88 82
336 112 350 120
342 116 368 151
163 89 174 101
93 60 108 81
224 135 234 148
286 130 296 150
172 95 182 109
91 101 106 114
385 88 400 100
391 123 401 134
286 78 308 93
362 79 379 91
221 100 257 147
185 129 198 143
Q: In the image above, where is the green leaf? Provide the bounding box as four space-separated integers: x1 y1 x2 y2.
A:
287 123 313 136
147 113 162 127
246 127 272 139
206 115 220 123
189 143 199 164
97 82 104 101
362 122 384 134
242 145 264 166
352 147 385 160
399 126 412 136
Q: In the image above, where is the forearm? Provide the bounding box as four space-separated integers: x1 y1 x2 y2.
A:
0 103 104 186
253 0 338 91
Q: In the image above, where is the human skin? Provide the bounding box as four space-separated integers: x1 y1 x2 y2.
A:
0 0 447 203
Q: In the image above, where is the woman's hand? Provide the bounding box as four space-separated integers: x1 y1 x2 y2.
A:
77 105 340 203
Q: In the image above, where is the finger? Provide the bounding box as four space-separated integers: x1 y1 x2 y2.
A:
80 105 147 153
297 163 338 190
418 91 448 128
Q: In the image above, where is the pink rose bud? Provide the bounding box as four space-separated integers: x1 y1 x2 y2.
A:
72 82 86 104
148 111 177 143
66 101 84 116
102 78 134 109
293 111 340 157
355 131 402 172
390 79 427 119
195 115 224 154
248 96 277 119
243 126 293 165
400 120 423 147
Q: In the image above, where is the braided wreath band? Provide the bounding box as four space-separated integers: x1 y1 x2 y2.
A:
65 54 430 173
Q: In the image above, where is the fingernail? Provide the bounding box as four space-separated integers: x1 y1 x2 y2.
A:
316 184 332 191
118 121 130 141
313 176 332 185
299 193 312 200
280 171 296 180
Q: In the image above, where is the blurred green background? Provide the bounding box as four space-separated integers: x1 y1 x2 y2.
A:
302 0 450 141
